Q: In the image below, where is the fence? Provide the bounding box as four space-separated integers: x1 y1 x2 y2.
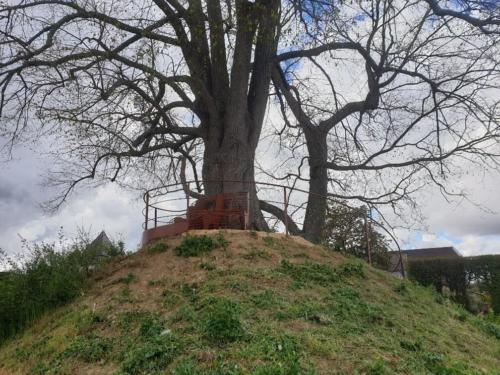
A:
142 180 307 235
141 179 405 274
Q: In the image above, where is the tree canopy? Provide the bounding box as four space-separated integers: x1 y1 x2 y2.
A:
1 0 499 241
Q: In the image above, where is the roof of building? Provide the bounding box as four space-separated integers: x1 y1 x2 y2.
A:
400 246 462 259
90 230 113 248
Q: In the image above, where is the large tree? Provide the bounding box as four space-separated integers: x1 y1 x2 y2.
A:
1 0 499 241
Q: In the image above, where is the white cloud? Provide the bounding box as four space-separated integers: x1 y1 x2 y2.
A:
0 147 144 256
455 235 500 257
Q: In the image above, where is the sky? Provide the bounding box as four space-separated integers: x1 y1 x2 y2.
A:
0 140 499 259
0 0 499 260
0 145 144 256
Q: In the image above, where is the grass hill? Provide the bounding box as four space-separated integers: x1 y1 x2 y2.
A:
0 230 499 375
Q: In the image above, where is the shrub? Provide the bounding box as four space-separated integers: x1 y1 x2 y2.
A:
0 232 123 343
175 233 228 257
201 297 243 345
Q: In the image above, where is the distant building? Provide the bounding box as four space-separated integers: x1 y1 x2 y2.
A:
90 230 113 248
390 246 462 277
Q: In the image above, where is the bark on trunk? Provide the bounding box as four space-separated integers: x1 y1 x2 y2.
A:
302 129 329 243
195 0 279 232
202 134 267 230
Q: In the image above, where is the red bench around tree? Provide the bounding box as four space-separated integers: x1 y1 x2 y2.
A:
187 192 249 230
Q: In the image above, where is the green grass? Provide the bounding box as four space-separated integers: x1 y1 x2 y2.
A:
145 241 169 254
63 334 114 363
1 234 499 374
175 233 229 257
279 258 364 287
199 297 243 345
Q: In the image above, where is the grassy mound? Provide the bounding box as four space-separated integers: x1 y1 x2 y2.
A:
0 230 499 375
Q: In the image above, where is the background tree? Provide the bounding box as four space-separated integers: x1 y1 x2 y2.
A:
1 0 499 241
323 203 390 268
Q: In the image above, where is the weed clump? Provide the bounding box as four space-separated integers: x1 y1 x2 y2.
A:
120 335 180 375
146 241 169 254
199 261 216 270
243 248 272 260
116 312 181 375
200 297 243 345
263 236 275 247
63 334 113 362
280 259 364 287
250 335 316 375
394 282 408 294
338 260 365 278
470 315 500 339
280 260 338 286
329 288 385 327
175 233 229 257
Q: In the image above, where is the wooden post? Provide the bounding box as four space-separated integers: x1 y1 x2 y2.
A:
283 187 289 236
145 192 149 230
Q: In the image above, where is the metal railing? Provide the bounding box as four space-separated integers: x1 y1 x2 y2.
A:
142 180 300 234
141 179 405 275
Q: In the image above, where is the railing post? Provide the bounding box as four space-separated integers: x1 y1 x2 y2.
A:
364 207 372 265
145 192 149 230
186 182 190 219
283 186 289 236
154 207 158 228
246 191 250 230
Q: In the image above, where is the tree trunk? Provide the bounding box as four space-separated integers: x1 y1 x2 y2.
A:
302 129 329 243
196 0 279 232
201 131 267 230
